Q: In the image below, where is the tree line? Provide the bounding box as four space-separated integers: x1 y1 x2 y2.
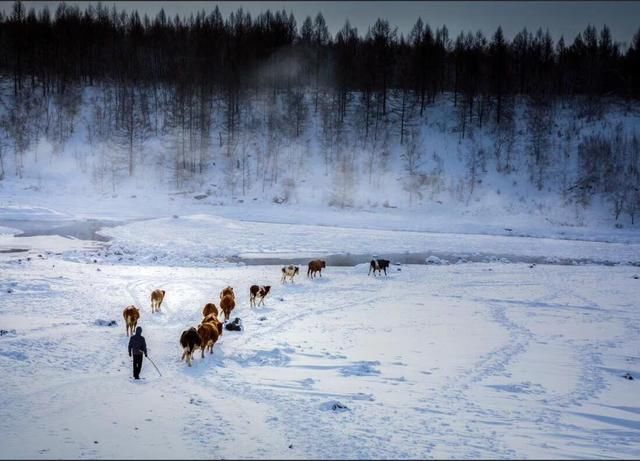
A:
1 1 639 105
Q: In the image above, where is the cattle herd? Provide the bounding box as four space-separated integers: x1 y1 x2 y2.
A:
121 258 391 367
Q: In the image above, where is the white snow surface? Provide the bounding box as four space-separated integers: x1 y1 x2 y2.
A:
0 202 639 459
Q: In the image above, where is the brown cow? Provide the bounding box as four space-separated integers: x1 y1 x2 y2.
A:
249 285 271 307
220 286 235 300
180 327 201 367
202 314 223 337
150 289 165 313
307 260 326 279
123 305 140 336
202 302 219 319
197 322 219 358
220 294 236 321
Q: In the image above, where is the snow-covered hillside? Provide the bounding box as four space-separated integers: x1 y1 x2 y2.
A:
1 87 639 230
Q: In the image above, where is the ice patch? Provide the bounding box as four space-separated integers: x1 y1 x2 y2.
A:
319 400 350 412
299 377 315 387
0 350 28 361
425 255 449 265
94 319 118 327
339 360 381 376
351 392 375 401
0 226 22 236
232 348 291 367
0 205 70 221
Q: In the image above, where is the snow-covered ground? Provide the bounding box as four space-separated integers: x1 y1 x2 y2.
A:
1 202 639 459
93 214 640 266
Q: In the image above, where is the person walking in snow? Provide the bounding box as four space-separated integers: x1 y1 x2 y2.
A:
128 326 147 380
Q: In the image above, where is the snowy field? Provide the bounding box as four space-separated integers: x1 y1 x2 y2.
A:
1 204 640 459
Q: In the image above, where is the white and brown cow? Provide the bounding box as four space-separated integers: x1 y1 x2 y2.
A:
219 286 235 301
197 322 220 358
368 258 390 276
249 285 271 307
202 302 219 319
281 265 300 283
202 314 223 337
150 289 165 313
220 294 236 321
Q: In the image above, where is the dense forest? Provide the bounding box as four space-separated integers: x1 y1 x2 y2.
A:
0 1 639 222
2 1 640 100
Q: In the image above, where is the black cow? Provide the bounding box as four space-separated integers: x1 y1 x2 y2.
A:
281 265 300 283
225 317 243 331
368 258 390 276
180 327 202 367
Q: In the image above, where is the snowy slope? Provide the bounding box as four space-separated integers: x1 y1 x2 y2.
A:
1 90 639 230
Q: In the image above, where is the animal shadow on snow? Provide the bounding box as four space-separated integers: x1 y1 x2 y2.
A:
365 267 402 281
0 350 28 361
281 283 306 293
178 350 227 376
251 305 276 316
308 276 331 284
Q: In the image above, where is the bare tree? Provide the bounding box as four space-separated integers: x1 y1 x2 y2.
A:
526 96 552 190
329 146 356 208
115 85 151 176
286 88 308 138
400 130 424 204
493 97 515 173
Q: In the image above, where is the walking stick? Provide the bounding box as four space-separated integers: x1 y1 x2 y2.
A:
146 355 162 377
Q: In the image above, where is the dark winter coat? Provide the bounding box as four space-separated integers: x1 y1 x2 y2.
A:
128 327 147 356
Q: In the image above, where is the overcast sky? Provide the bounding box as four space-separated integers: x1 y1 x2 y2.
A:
4 1 640 44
